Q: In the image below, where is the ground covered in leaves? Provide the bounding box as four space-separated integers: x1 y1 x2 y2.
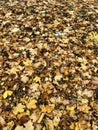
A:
0 0 98 130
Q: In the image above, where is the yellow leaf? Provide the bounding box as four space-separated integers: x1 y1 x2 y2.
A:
33 76 41 83
13 103 25 115
27 99 37 109
64 70 68 75
75 122 79 130
40 104 55 113
63 77 69 81
66 105 75 115
44 43 48 48
75 122 83 130
42 127 46 130
81 63 87 70
3 90 13 99
70 122 75 129
54 74 62 81
26 110 30 116
83 105 90 113
53 116 60 126
23 59 31 66
86 32 98 40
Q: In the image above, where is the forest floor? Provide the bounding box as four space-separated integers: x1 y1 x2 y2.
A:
0 0 98 130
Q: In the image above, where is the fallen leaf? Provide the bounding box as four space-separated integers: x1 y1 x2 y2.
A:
11 27 20 33
54 74 62 81
66 105 76 115
13 103 25 115
46 118 54 130
33 76 41 83
92 77 98 85
40 104 55 113
27 99 37 109
23 59 31 66
15 125 25 130
21 75 29 83
24 120 34 130
53 116 60 127
3 90 13 99
0 116 5 126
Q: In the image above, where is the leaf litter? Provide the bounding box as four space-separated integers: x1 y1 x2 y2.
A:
0 0 98 129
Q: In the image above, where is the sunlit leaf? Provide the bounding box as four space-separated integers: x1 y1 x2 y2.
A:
13 103 25 115
26 99 37 109
3 90 13 99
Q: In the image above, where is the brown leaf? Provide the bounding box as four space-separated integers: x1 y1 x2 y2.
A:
0 56 3 67
92 77 98 85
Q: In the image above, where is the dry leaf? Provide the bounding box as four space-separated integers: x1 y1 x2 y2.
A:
3 90 13 99
46 118 54 130
33 76 41 83
35 124 42 130
53 116 60 127
24 120 34 130
23 59 31 66
11 27 20 33
21 75 29 83
92 77 98 85
15 125 25 130
30 111 40 122
27 99 37 109
40 104 55 113
66 105 76 115
13 103 25 115
54 74 62 81
0 116 5 126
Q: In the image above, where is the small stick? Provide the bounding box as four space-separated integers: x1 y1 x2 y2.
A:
37 113 45 123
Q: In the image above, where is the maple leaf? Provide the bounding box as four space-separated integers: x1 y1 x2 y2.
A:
54 74 62 81
26 99 37 109
24 120 34 130
40 104 55 113
13 103 25 115
8 67 19 74
87 32 98 40
11 27 20 33
21 75 29 83
3 90 13 99
53 116 60 127
33 76 41 83
0 116 5 126
92 77 98 85
66 105 76 115
23 59 31 66
30 111 40 122
46 118 54 130
15 125 25 130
